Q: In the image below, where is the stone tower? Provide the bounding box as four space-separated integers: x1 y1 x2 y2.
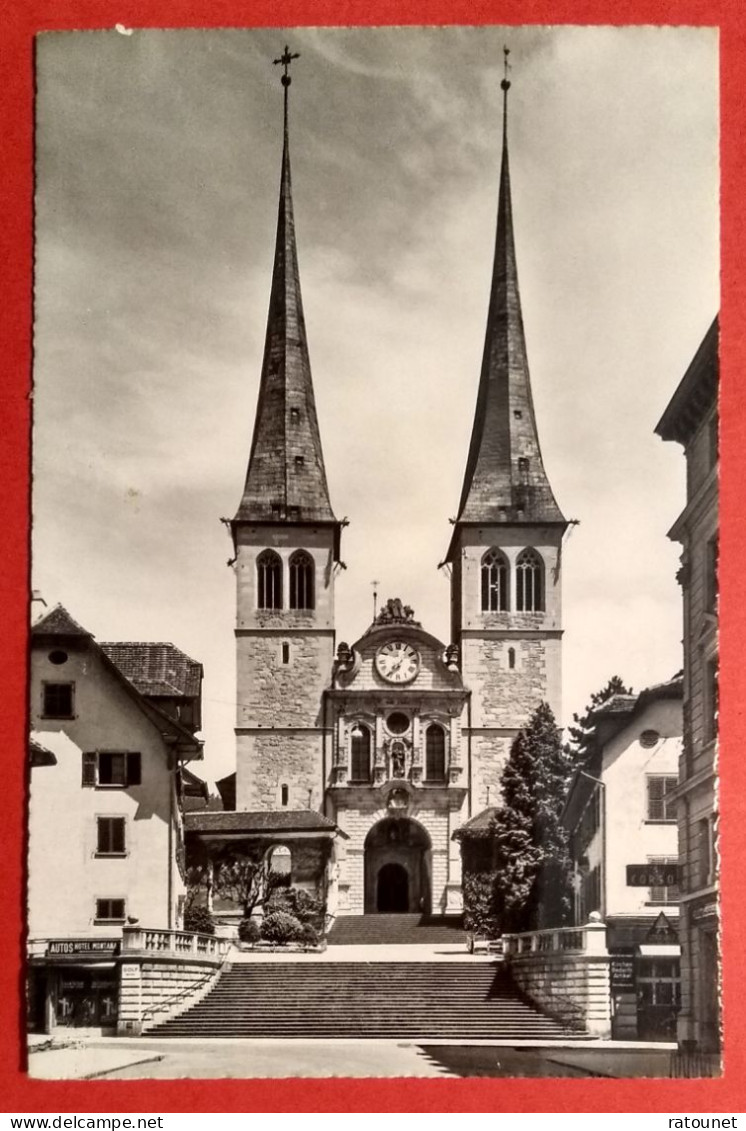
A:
444 59 567 812
231 56 342 813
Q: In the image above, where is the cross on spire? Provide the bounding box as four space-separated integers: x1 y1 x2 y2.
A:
501 45 511 92
274 44 300 87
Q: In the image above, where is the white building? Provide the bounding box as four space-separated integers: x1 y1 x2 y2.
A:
27 604 203 1033
562 677 682 1040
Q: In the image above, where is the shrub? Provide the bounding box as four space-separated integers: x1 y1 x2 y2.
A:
265 887 325 930
260 910 304 945
183 905 215 936
238 918 261 944
462 873 500 938
297 922 319 947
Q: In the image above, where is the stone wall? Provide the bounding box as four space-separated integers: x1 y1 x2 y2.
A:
235 731 327 812
507 953 611 1037
117 954 227 1036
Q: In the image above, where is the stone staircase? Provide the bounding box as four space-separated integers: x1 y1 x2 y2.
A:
328 914 466 946
147 961 578 1040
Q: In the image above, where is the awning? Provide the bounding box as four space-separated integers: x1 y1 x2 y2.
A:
637 944 680 958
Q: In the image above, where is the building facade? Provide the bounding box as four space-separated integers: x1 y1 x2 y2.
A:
562 679 683 1040
656 317 719 1053
27 604 203 1033
194 60 568 920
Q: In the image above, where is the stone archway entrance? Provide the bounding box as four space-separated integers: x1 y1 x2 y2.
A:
364 817 431 914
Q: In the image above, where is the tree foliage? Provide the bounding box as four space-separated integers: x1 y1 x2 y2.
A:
565 675 634 762
461 702 575 934
212 849 272 918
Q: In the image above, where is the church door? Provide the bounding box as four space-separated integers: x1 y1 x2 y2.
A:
377 863 409 913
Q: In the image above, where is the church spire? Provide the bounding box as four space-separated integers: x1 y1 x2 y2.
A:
234 48 337 529
447 50 565 556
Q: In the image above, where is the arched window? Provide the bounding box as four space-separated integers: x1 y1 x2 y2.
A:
257 550 282 609
425 724 446 782
267 844 292 889
350 725 371 782
516 549 544 612
289 550 315 610
481 549 509 612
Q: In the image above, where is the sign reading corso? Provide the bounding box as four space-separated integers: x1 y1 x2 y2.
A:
626 863 679 887
47 939 120 956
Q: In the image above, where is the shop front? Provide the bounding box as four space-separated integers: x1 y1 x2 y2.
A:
27 938 121 1034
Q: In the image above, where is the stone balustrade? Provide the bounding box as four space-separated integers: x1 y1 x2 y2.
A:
121 926 231 960
502 917 611 1037
117 926 232 1036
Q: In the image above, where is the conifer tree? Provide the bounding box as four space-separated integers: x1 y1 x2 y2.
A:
490 702 575 931
565 675 634 761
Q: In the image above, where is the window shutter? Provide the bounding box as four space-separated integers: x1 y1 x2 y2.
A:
113 818 125 854
82 751 97 787
127 752 142 786
647 777 664 820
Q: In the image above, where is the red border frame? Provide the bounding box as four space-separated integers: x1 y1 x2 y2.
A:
2 0 744 1113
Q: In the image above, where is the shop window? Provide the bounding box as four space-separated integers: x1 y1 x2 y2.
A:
257 550 282 610
289 551 315 610
350 726 371 783
481 549 509 612
42 682 74 718
646 776 677 822
82 751 141 789
516 549 544 612
95 898 126 922
96 817 126 856
425 725 446 782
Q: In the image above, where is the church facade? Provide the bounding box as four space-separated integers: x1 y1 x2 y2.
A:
189 55 568 921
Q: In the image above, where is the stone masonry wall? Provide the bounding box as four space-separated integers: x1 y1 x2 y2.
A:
236 731 326 812
118 958 225 1036
508 954 612 1037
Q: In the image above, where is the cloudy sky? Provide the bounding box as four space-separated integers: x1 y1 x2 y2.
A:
32 26 718 784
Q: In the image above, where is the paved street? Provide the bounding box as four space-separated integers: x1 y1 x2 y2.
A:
27 1038 683 1080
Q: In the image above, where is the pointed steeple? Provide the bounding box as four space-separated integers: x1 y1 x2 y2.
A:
448 52 565 556
234 49 337 529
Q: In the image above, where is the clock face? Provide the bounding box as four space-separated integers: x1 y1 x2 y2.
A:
375 640 420 684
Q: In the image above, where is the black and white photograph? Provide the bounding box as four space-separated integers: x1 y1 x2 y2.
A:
27 25 719 1080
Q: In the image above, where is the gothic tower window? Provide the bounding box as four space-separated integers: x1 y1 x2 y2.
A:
289 550 315 610
516 548 544 612
350 725 371 783
257 550 283 610
481 549 509 612
425 724 446 782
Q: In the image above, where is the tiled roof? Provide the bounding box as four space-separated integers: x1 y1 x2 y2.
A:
29 738 57 766
101 642 202 699
185 810 337 835
447 89 565 557
452 807 500 840
233 99 337 528
31 604 91 638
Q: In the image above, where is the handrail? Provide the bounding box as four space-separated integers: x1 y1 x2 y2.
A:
141 968 218 1022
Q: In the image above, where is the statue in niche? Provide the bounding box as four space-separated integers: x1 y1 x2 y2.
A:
391 740 406 779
